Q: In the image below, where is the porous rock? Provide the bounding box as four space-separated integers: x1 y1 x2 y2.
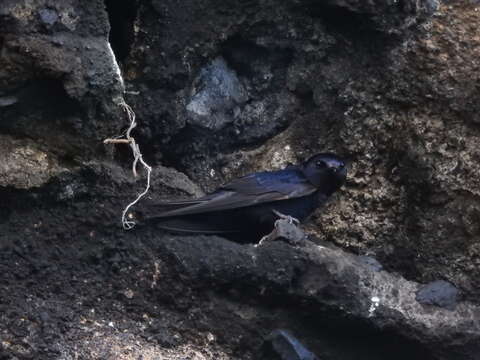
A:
0 135 64 189
161 236 480 360
416 280 460 310
1 0 479 359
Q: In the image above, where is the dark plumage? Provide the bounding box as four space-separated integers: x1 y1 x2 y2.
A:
144 153 347 240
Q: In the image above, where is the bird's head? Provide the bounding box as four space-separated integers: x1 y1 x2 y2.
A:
302 153 347 195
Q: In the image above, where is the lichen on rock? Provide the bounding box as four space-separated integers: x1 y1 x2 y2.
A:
0 135 64 189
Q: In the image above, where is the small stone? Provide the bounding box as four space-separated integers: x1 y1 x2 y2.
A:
416 280 460 311
38 8 58 26
186 57 248 131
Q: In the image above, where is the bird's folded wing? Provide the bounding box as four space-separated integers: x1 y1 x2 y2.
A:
148 172 317 218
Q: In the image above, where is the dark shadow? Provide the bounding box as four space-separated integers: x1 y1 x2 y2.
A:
104 0 138 62
221 34 293 78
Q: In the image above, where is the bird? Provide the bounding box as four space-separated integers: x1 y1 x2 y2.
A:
142 153 347 241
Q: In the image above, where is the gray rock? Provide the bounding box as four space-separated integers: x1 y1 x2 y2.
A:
416 280 460 311
186 57 248 131
38 8 58 26
161 236 480 360
1 0 479 359
0 0 124 145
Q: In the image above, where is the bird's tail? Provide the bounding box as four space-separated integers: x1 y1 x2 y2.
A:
152 216 240 234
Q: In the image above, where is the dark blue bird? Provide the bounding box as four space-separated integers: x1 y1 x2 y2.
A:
144 153 347 240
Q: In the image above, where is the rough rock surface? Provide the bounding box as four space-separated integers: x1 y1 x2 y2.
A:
161 235 480 360
416 280 460 310
1 0 480 359
0 135 65 189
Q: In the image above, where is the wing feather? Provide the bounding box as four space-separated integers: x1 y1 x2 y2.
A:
147 169 316 218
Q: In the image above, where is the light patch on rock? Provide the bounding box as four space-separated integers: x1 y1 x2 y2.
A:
107 42 125 90
368 296 381 317
267 144 295 170
186 57 248 131
59 7 79 31
8 4 34 25
0 135 64 189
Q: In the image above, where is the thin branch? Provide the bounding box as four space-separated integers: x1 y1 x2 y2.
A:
104 101 152 230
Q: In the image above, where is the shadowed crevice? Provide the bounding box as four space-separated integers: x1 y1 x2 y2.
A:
104 0 138 63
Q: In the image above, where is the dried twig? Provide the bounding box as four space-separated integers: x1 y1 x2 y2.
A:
104 101 152 229
103 139 132 144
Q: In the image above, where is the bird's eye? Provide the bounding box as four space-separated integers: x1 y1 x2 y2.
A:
316 160 327 169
